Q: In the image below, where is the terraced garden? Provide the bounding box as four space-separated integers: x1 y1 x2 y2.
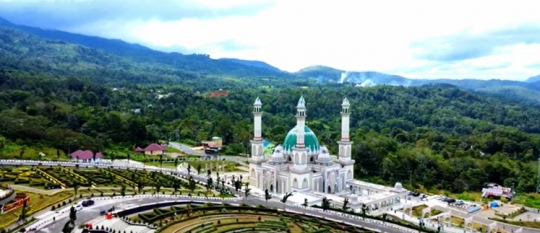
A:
0 166 206 194
119 202 370 233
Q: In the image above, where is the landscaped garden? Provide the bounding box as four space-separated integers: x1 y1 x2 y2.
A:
117 202 370 233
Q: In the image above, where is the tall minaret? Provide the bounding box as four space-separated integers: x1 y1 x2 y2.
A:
338 98 352 161
249 97 265 189
296 96 306 148
292 96 308 171
253 97 262 141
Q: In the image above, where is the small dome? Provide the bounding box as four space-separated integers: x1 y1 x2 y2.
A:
394 182 403 191
316 146 331 164
270 145 285 163
282 125 320 154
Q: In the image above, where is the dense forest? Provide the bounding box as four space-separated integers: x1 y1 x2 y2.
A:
1 25 540 195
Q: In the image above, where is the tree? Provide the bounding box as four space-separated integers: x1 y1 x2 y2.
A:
110 152 116 162
264 189 272 205
159 152 164 168
19 147 25 159
174 157 179 167
137 180 145 193
207 169 211 177
73 182 80 197
69 206 77 221
302 198 308 208
56 149 61 159
342 198 350 211
243 185 251 203
18 199 28 222
187 164 191 175
188 176 196 193
281 192 293 211
172 180 180 194
361 203 368 219
234 180 241 194
197 164 202 174
321 197 331 211
207 177 213 191
120 184 126 197
127 153 131 163
92 150 97 162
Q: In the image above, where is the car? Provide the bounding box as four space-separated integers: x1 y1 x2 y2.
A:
455 200 464 205
73 204 83 211
82 200 95 207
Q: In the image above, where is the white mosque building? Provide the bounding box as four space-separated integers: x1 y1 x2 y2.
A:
248 96 408 211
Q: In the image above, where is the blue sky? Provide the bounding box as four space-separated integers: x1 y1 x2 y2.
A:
1 0 540 80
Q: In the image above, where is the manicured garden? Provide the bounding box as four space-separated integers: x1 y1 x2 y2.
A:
117 202 369 233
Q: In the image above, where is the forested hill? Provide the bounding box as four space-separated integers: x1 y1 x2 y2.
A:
0 24 295 82
1 61 540 193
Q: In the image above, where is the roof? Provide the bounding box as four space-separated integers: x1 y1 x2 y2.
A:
144 143 167 152
134 147 144 152
282 125 320 154
70 150 103 160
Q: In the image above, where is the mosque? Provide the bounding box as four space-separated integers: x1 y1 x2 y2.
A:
247 96 408 210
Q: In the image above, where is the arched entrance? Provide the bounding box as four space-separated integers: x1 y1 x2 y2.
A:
270 184 274 192
327 185 332 193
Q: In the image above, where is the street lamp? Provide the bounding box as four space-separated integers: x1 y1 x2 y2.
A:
68 140 77 159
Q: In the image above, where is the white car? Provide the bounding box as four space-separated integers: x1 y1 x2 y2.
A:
73 204 83 212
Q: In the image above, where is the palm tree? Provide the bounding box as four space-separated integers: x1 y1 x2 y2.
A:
342 198 350 211
281 192 293 211
187 164 191 175
207 169 211 177
302 198 308 208
73 182 80 197
264 189 272 205
361 203 368 219
207 177 213 192
120 185 126 197
322 197 331 211
244 186 251 203
188 176 196 193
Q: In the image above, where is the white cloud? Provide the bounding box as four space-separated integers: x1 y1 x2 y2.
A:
3 0 540 79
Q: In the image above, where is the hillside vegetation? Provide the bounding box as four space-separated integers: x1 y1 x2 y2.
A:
0 24 540 195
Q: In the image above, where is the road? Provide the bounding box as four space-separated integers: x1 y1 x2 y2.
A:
35 195 413 233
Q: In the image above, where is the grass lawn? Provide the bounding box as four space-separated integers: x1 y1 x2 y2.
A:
491 217 540 229
450 216 487 231
408 204 442 217
185 160 243 173
166 147 183 153
0 190 73 229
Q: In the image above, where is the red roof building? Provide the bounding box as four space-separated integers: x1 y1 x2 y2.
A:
70 150 103 161
207 90 228 98
135 143 167 155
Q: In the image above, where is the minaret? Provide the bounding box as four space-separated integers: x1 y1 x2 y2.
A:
292 96 308 170
249 97 265 189
253 97 262 141
296 96 306 148
338 98 353 162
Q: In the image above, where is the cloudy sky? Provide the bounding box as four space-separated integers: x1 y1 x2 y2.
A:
1 0 540 80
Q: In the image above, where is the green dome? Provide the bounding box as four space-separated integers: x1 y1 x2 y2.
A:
282 125 320 154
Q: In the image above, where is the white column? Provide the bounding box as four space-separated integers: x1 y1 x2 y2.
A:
253 97 262 140
341 98 350 141
296 96 306 147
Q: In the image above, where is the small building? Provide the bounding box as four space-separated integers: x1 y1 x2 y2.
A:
135 143 167 155
70 150 103 163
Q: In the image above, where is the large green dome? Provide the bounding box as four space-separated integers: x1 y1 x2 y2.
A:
282 125 320 154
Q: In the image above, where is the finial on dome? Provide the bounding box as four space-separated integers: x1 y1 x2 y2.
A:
254 97 262 106
297 96 306 108
341 97 350 107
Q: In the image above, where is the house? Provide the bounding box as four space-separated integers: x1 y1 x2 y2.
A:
135 143 167 155
207 90 228 98
70 150 103 163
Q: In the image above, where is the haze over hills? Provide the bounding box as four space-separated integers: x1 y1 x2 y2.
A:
1 16 540 103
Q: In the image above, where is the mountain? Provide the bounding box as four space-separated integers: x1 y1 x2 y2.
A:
218 58 281 71
526 75 540 83
294 65 344 83
0 16 292 79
